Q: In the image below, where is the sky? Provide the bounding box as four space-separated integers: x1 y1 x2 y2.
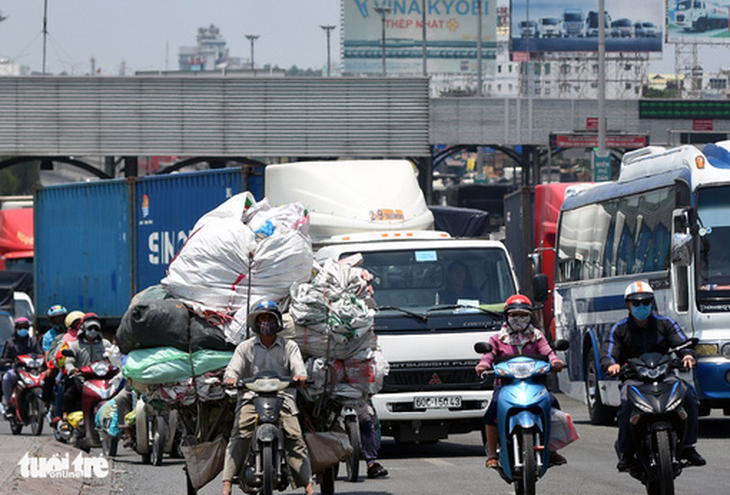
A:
0 0 342 75
0 0 726 76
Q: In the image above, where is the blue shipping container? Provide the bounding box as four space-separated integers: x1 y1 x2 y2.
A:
35 167 256 324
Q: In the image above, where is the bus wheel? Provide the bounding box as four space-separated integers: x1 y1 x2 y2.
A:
585 351 616 426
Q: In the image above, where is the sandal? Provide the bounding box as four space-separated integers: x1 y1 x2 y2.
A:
486 456 499 468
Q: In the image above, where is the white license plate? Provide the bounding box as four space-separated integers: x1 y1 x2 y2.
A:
414 396 462 409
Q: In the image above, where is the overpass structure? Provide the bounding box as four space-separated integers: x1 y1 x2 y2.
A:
1 76 729 189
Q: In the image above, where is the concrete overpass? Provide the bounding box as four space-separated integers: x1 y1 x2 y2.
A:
1 76 729 190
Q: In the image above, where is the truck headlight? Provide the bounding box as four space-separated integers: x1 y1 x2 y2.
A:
722 343 730 359
696 344 719 357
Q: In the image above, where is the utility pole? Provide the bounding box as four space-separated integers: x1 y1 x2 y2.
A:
374 6 391 76
42 0 49 74
245 34 260 71
598 0 606 155
477 0 483 96
320 25 336 77
421 0 427 76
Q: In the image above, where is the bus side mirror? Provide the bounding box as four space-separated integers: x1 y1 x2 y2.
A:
671 233 692 267
533 273 549 303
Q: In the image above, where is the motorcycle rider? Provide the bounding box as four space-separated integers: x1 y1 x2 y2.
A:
475 294 567 469
2 317 42 418
42 305 68 419
222 300 314 495
62 313 113 421
600 281 706 471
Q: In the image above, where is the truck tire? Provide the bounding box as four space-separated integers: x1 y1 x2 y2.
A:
585 350 616 425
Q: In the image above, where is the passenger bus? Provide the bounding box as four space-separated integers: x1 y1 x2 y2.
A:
551 142 730 424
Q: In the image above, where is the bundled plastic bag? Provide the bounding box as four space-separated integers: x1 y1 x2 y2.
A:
116 299 192 354
304 431 352 473
181 436 228 491
548 408 580 451
122 347 233 384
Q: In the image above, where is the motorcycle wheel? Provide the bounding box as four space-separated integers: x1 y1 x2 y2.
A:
28 393 44 436
319 466 336 495
262 443 274 495
344 415 361 482
585 351 617 425
102 433 119 457
151 416 167 466
518 429 537 495
646 429 675 495
10 416 23 435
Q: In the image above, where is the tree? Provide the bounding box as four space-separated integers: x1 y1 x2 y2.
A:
0 160 40 195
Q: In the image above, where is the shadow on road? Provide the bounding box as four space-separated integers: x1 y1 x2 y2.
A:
699 417 730 438
378 439 484 460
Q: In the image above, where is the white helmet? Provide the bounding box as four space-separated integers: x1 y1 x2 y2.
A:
624 281 654 302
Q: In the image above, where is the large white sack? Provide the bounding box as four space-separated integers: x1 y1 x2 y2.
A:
192 191 259 231
161 217 257 311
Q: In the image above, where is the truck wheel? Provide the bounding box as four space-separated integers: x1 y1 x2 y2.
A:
585 351 616 425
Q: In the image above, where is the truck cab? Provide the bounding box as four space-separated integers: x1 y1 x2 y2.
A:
561 8 585 37
265 160 521 442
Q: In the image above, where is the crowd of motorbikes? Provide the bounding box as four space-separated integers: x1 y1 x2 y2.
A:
1 347 182 467
2 329 700 495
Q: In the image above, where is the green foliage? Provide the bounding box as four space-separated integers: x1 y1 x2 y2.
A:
284 65 323 77
0 160 40 195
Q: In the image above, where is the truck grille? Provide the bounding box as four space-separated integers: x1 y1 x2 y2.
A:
381 365 488 392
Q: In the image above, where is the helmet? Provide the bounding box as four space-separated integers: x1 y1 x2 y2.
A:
65 310 85 329
624 281 654 302
47 304 68 318
504 294 533 315
14 317 31 329
247 300 283 332
78 312 102 337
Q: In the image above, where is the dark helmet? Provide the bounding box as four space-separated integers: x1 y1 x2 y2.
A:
47 304 68 318
247 300 283 332
78 312 102 338
504 294 533 315
14 316 31 329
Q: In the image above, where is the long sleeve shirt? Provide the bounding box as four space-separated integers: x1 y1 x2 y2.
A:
476 324 559 374
224 334 307 413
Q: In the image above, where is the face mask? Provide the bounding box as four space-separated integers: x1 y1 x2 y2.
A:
16 329 29 338
507 315 531 333
85 329 100 340
258 320 279 336
631 303 652 321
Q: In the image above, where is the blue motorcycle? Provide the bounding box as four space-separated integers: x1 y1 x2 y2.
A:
475 339 569 495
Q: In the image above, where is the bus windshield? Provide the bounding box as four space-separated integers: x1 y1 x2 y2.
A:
697 186 730 298
344 248 516 311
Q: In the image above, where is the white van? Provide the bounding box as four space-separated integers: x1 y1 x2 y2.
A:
266 160 520 442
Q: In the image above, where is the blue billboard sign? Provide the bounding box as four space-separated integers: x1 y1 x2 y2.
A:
511 0 663 53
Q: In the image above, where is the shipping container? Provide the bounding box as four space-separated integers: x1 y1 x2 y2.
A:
34 167 261 328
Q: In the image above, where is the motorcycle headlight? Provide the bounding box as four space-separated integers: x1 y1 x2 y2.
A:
507 361 536 379
635 364 667 380
246 377 288 393
90 361 111 376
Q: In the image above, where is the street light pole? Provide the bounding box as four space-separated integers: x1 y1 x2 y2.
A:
245 34 260 71
477 0 483 96
374 6 391 76
42 0 48 75
320 25 336 77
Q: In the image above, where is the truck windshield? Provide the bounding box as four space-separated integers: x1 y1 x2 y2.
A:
676 1 692 10
697 186 730 302
542 19 559 26
348 248 516 310
564 13 582 22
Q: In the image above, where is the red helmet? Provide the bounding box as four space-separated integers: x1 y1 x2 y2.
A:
504 294 533 314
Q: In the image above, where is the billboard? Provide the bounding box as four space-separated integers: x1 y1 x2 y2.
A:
343 0 498 75
511 0 663 53
667 0 730 44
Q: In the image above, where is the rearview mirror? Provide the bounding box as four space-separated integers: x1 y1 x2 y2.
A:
671 233 693 267
533 274 549 303
474 342 493 354
553 339 570 352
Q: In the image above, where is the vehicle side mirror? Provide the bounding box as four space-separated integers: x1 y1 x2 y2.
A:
474 342 493 354
671 233 693 267
553 339 570 352
533 273 549 303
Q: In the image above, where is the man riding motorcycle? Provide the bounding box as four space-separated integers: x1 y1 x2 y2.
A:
2 317 43 418
600 281 706 471
221 300 314 495
62 313 113 421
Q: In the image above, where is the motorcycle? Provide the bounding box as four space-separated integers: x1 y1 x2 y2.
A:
4 353 46 436
618 338 698 495
232 372 293 495
56 350 124 454
474 339 570 495
132 398 182 466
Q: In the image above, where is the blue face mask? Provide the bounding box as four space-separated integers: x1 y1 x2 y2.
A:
631 303 652 321
16 329 29 338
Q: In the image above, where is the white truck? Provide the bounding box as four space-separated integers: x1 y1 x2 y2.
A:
675 0 729 32
266 160 520 443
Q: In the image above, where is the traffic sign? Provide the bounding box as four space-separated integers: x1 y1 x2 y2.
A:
592 150 612 182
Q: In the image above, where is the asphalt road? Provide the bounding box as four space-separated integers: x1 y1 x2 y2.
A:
2 393 730 495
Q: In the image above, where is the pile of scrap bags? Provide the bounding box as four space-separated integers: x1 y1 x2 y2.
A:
117 191 388 410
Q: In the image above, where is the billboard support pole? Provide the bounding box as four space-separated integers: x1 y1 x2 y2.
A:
374 6 391 76
422 0 428 77
598 0 606 155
